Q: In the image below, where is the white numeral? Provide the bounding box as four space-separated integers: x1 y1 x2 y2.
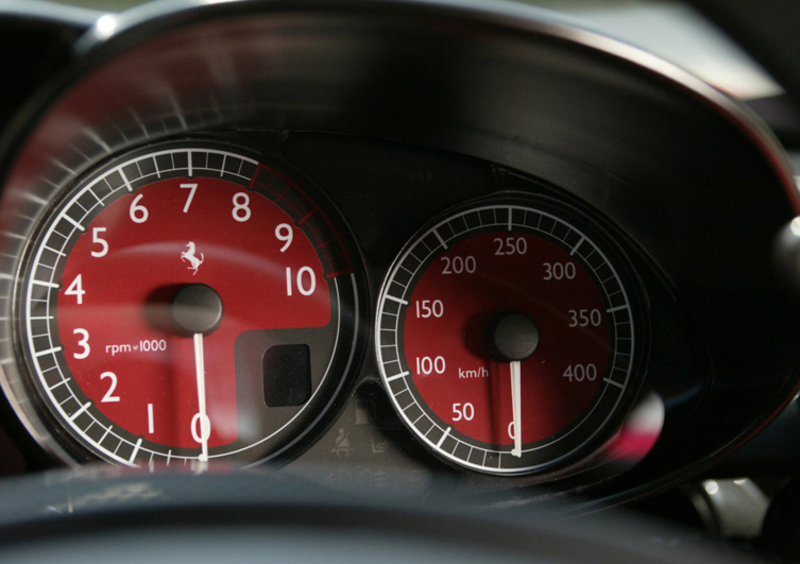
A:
191 412 211 443
568 309 602 328
100 372 120 403
416 356 446 375
494 237 528 256
73 328 90 359
232 192 251 222
129 194 149 223
91 227 108 257
180 183 198 213
544 262 576 281
147 403 155 434
64 274 85 305
441 255 476 274
452 402 475 422
139 339 167 352
286 266 316 296
415 299 444 318
275 223 293 252
562 364 597 382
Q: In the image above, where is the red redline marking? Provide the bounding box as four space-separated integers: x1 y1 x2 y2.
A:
326 269 353 279
251 179 275 195
254 163 297 187
297 209 317 225
262 178 274 195
248 163 353 272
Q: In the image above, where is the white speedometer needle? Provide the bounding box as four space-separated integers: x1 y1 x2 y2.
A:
193 332 209 464
486 312 539 460
510 360 522 458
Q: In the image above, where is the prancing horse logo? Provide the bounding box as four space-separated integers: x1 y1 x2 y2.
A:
181 241 204 275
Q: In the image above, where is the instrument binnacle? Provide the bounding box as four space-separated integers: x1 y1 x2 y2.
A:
15 140 365 467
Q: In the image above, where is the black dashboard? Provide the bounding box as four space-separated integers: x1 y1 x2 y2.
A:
1 0 800 554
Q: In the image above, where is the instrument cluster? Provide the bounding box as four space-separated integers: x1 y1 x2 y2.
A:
11 131 652 481
0 0 798 505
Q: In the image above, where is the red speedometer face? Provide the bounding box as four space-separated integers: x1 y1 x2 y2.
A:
376 198 641 476
19 142 363 467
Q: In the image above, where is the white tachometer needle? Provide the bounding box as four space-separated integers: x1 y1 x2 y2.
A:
171 284 224 470
510 360 522 458
193 332 209 464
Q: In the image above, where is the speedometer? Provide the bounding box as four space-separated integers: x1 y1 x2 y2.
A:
376 195 646 476
16 140 364 467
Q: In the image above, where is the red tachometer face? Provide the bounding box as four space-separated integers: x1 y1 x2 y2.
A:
21 142 362 467
58 177 330 449
377 199 638 475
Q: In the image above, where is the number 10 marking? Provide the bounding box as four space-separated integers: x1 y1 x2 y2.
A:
286 267 317 296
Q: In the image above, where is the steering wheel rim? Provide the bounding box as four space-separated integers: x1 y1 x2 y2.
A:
0 468 760 564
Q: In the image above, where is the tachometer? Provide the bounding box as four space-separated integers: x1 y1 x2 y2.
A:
376 195 645 476
16 140 364 467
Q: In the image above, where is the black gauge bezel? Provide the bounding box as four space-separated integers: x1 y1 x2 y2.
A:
375 191 650 477
12 137 368 468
